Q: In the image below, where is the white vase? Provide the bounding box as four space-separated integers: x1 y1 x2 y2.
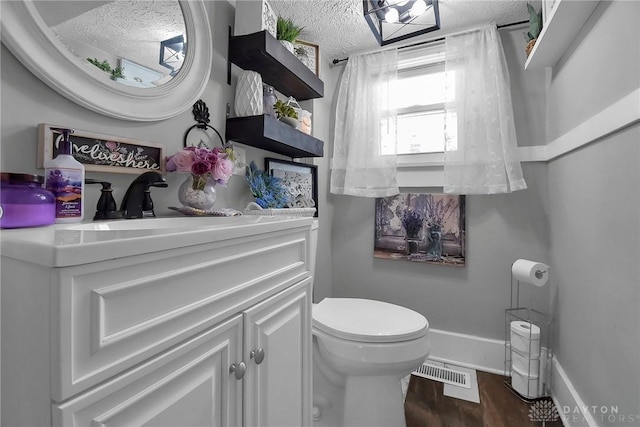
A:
279 40 294 54
235 70 263 117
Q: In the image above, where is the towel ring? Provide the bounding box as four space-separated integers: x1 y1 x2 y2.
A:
183 100 226 149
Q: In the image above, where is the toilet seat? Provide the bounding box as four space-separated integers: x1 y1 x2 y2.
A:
313 298 428 343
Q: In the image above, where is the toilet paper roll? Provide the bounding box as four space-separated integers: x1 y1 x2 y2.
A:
511 259 549 287
510 320 540 338
510 321 540 357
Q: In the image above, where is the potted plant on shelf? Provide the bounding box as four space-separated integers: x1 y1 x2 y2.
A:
274 99 299 127
276 16 303 53
525 3 542 57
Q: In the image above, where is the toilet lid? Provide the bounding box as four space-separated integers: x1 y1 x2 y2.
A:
313 298 428 343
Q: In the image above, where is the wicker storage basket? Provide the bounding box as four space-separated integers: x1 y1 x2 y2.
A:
526 39 537 57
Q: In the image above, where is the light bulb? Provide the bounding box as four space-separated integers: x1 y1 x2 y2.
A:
410 0 427 17
384 7 400 23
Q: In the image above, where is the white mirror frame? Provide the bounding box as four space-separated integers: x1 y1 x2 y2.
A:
1 0 212 122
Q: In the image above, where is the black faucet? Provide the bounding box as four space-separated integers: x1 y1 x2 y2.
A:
120 171 168 219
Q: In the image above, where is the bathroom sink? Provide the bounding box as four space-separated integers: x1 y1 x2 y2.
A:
64 216 262 231
1 214 313 268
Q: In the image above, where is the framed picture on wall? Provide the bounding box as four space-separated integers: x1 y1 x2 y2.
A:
294 40 320 76
265 158 318 216
374 193 466 266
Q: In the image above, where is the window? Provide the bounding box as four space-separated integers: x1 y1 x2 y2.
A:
381 44 455 156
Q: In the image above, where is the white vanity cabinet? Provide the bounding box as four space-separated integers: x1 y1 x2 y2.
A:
1 216 313 427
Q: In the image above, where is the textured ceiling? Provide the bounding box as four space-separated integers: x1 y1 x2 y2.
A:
269 0 531 61
35 1 184 76
35 0 531 76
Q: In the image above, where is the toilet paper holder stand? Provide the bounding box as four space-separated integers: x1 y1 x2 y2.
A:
504 269 554 401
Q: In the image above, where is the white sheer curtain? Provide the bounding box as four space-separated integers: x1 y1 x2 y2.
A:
443 25 527 194
330 49 399 197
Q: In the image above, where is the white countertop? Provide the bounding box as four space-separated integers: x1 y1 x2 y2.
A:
0 216 313 267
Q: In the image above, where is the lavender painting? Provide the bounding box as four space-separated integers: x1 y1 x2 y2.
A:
374 193 466 266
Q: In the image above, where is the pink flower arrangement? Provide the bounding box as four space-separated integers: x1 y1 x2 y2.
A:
166 146 235 189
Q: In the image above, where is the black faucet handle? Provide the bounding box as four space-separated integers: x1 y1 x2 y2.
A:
85 179 123 220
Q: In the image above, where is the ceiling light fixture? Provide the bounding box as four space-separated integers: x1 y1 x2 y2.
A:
159 35 186 75
363 0 440 46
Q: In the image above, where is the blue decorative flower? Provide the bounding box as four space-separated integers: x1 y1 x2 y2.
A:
245 161 290 208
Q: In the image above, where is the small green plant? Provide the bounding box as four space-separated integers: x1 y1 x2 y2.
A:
87 58 111 72
110 67 125 80
276 16 303 42
273 99 298 119
526 3 542 41
87 58 126 80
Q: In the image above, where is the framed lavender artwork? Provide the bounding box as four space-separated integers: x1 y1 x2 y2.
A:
374 193 466 266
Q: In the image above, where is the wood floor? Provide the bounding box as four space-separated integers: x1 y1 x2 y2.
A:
404 371 564 427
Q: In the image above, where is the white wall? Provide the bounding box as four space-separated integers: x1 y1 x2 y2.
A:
546 1 640 424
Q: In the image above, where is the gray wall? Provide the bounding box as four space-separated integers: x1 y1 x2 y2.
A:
307 60 341 302
329 26 551 340
547 1 640 423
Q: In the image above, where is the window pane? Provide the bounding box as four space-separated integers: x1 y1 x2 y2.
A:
394 110 446 155
392 71 446 109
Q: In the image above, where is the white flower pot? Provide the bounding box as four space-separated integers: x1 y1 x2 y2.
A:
279 40 294 54
279 116 298 128
234 70 263 117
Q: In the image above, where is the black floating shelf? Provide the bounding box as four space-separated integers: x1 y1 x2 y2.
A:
226 115 324 158
229 31 324 101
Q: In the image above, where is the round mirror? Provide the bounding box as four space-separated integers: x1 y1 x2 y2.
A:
1 0 212 121
34 1 187 88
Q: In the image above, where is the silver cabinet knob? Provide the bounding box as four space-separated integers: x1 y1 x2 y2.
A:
229 361 246 379
250 348 265 365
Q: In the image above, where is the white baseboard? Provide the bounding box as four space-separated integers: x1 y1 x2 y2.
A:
426 328 506 375
425 330 606 427
550 357 598 427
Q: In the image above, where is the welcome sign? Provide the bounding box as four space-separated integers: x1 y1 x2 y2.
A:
38 124 166 174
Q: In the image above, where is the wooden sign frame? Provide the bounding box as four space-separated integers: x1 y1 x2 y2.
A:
38 124 166 174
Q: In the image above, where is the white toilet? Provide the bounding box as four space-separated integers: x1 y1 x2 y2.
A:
309 221 431 427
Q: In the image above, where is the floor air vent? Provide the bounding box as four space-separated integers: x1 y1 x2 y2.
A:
412 363 471 389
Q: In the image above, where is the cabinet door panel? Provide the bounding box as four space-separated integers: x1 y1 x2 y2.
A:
54 227 309 401
243 279 312 427
53 315 243 427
